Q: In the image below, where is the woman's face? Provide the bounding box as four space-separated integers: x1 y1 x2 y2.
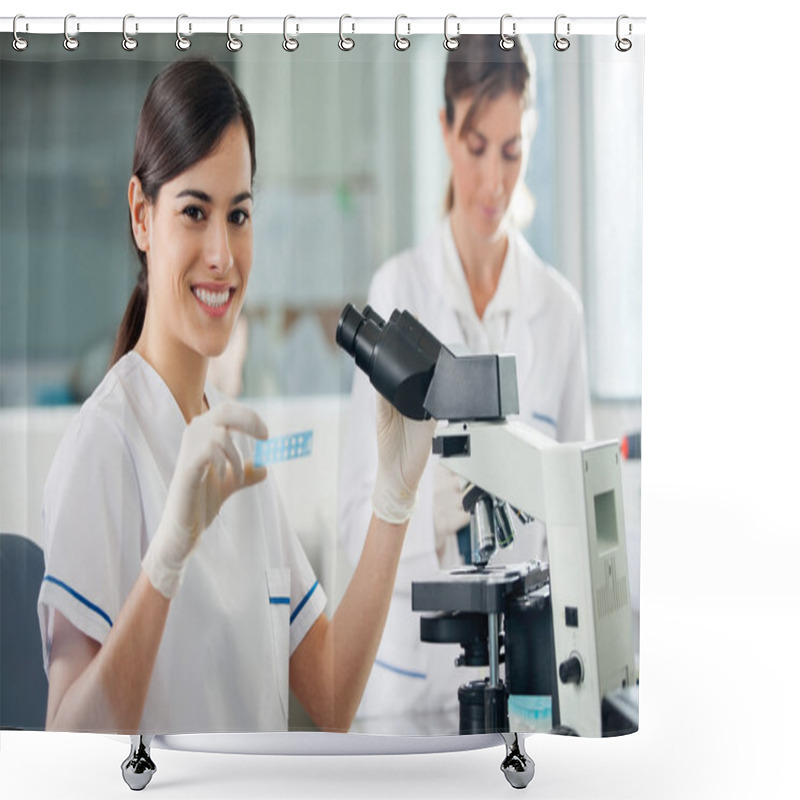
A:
442 90 525 241
132 120 253 361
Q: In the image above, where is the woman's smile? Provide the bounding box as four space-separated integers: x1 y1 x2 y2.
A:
191 283 236 317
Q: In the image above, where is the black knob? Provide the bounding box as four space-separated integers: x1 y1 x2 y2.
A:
559 654 583 685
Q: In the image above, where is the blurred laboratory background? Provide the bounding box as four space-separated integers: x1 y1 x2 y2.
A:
0 33 642 727
1 33 640 405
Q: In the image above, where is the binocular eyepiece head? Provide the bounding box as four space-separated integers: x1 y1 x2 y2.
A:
336 303 520 423
336 303 442 420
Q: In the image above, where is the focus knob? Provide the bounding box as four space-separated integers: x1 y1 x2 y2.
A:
559 654 584 685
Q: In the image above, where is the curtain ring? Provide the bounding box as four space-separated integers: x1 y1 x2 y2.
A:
122 15 138 51
615 15 632 52
63 13 79 51
394 15 410 51
227 15 243 51
176 14 191 51
283 16 299 52
339 15 355 51
499 14 516 51
443 14 460 51
12 15 28 52
553 14 570 52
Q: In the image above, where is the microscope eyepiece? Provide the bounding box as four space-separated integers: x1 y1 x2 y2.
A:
335 303 440 420
335 304 386 377
334 303 365 357
335 303 519 422
335 304 387 357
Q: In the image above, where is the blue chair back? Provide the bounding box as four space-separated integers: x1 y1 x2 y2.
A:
0 533 48 729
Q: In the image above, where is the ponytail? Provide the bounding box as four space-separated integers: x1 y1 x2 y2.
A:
445 178 455 214
110 269 147 366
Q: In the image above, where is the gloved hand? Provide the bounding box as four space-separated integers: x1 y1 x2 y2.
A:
371 394 437 525
433 461 470 564
142 401 269 598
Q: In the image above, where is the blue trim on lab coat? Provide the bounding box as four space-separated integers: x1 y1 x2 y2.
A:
42 574 113 628
290 580 318 624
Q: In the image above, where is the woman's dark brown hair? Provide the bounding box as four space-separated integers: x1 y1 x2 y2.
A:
443 35 535 212
111 58 257 365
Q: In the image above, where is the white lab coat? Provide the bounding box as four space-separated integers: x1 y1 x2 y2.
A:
338 219 592 722
38 351 326 734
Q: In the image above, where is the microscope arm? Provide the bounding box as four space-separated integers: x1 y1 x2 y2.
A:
433 419 554 522
434 419 635 739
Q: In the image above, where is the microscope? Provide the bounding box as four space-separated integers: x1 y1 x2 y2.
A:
337 304 637 740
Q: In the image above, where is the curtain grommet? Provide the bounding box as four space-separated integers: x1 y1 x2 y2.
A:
227 15 243 52
500 14 516 51
444 14 460 51
63 13 79 51
12 15 29 51
615 15 633 52
553 14 570 52
122 14 138 51
394 15 410 51
339 15 355 51
283 15 299 52
175 14 191 51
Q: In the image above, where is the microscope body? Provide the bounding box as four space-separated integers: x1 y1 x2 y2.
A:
425 420 635 738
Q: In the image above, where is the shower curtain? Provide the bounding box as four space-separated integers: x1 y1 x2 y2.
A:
0 18 643 753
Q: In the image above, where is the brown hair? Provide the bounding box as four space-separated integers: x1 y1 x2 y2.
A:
443 35 535 213
111 59 257 366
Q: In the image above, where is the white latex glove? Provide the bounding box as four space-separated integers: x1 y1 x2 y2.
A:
433 461 470 564
142 401 269 598
371 394 437 525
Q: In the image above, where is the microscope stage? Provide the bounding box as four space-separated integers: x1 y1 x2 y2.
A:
412 561 549 614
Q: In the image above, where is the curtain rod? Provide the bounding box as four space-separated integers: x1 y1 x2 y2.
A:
1 15 645 37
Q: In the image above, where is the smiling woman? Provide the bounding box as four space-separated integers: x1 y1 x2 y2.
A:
36 58 437 744
129 120 254 420
113 60 256 420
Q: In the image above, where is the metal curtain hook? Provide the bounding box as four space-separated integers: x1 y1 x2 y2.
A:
339 14 355 51
615 15 632 52
122 15 138 51
227 15 242 51
394 15 410 51
500 14 516 50
444 14 460 51
176 14 191 51
63 13 79 51
553 14 570 51
283 15 299 52
12 15 28 51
